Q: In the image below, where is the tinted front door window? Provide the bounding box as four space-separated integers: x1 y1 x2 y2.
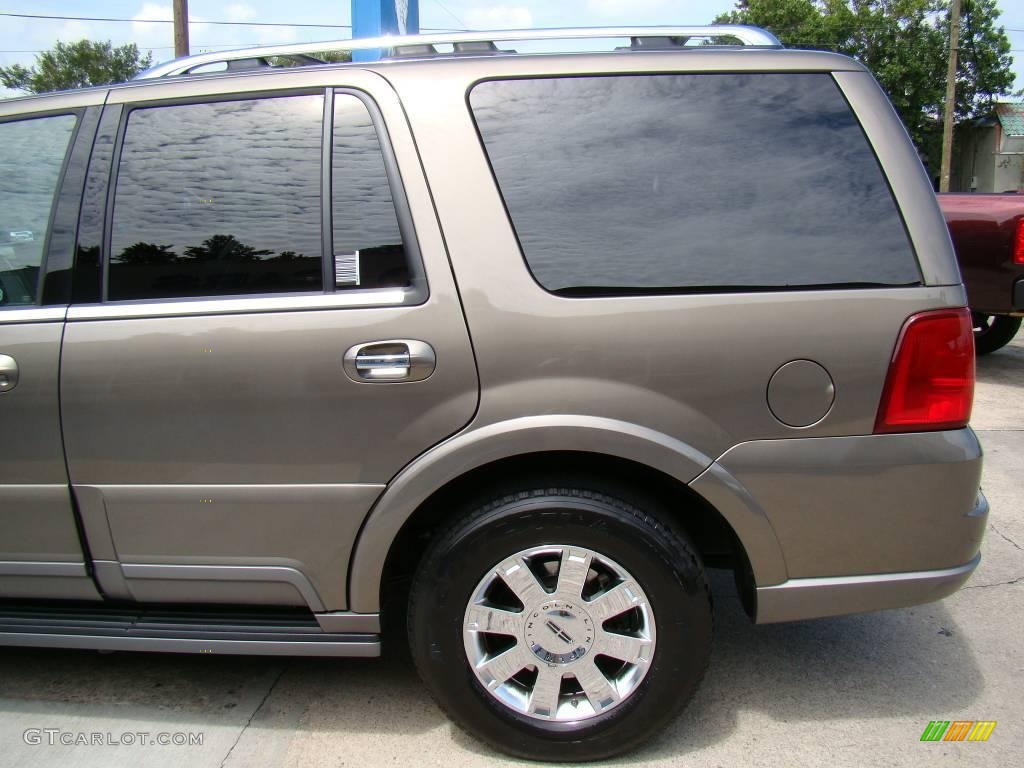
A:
0 114 77 306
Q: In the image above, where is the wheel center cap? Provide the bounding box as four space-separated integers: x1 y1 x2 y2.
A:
524 599 594 665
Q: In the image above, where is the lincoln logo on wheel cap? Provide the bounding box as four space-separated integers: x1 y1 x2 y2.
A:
545 619 574 645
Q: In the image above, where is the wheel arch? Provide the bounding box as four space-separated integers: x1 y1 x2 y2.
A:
346 416 787 616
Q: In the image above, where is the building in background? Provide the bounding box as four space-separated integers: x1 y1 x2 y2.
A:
954 102 1024 193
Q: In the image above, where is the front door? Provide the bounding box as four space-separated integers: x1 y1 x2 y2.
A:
60 73 477 611
0 108 101 600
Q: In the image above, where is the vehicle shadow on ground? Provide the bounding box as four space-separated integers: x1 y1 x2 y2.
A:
452 569 984 761
0 570 983 759
631 571 981 761
976 336 1024 387
0 643 445 735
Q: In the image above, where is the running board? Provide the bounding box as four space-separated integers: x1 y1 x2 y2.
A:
0 605 380 657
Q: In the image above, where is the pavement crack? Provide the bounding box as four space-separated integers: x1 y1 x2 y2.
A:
990 522 1023 553
218 664 288 768
962 576 1024 590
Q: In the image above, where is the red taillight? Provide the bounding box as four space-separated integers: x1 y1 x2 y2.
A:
1015 219 1024 265
874 308 975 434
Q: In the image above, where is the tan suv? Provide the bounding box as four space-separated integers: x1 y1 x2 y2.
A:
0 26 986 761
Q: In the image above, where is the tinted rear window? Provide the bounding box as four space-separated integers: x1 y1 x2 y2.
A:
470 74 920 294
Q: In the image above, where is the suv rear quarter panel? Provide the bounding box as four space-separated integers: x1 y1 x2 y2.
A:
345 53 972 610
379 52 964 451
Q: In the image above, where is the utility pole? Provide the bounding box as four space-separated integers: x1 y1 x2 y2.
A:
173 0 190 58
939 0 961 193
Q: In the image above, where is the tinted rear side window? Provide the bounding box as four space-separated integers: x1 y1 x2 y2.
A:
109 94 323 301
332 93 408 288
470 74 920 294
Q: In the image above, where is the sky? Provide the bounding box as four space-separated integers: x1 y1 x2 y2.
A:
0 0 1022 94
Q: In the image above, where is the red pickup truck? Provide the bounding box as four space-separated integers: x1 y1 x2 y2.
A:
938 193 1024 354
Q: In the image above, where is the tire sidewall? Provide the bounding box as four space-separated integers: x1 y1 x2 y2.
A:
410 494 712 760
974 314 1022 355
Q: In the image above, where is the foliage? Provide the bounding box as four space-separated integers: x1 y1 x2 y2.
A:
0 40 154 94
715 0 1016 154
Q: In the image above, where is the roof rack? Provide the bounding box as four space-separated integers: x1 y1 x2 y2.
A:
135 25 783 79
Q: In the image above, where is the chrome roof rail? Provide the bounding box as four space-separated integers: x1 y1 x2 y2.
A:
135 25 783 79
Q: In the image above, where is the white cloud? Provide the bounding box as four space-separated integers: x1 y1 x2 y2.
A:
130 3 181 51
127 2 295 57
586 0 671 16
225 3 258 23
50 20 94 44
465 5 534 30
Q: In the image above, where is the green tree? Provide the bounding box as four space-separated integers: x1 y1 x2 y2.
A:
715 0 1016 154
183 234 273 263
0 40 153 94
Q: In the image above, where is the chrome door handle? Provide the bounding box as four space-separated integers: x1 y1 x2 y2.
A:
343 340 435 382
0 354 17 393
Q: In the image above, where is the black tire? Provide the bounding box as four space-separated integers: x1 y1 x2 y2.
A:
972 313 1022 355
407 487 712 762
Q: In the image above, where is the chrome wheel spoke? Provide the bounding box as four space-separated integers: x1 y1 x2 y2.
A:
575 658 620 713
555 547 592 599
527 666 564 718
595 630 652 665
497 556 547 606
465 604 522 636
465 545 655 723
587 579 643 622
477 644 532 688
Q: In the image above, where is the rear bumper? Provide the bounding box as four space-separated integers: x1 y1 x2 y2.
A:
756 521 984 624
1014 277 1024 311
713 428 987 622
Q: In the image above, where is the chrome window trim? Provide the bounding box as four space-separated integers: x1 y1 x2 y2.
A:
0 306 68 324
0 89 107 119
66 287 417 321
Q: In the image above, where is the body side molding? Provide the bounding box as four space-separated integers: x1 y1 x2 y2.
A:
121 564 328 612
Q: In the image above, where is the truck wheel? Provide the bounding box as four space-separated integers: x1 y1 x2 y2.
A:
407 487 712 762
972 313 1022 355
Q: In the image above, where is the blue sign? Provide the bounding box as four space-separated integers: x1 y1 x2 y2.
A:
352 0 420 61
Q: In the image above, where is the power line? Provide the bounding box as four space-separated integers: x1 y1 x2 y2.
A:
0 10 463 32
0 11 351 28
429 0 467 29
0 9 1018 36
0 44 1021 54
0 42 347 53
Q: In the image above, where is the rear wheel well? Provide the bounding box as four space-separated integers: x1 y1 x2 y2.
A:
379 451 756 635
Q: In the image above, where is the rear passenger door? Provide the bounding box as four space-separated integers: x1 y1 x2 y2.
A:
60 73 477 611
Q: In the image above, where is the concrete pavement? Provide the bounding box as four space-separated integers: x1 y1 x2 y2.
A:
2 337 1022 767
